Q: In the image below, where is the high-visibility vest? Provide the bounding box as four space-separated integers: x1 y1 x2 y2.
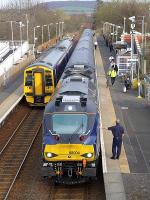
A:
107 69 112 76
110 69 117 78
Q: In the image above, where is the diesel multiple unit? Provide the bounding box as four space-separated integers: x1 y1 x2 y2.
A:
42 29 100 184
24 38 73 106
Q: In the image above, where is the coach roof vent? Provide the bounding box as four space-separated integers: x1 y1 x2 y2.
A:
70 76 82 82
70 76 88 84
74 65 84 69
62 95 80 103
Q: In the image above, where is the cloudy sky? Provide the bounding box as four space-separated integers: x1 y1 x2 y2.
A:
0 0 97 8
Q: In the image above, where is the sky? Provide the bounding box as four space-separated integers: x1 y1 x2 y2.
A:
0 0 97 8
0 0 96 7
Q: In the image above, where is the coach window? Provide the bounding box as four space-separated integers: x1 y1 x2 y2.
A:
25 74 32 86
45 75 53 86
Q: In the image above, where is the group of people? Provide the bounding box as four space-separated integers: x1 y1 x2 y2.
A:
106 56 132 92
107 56 118 87
106 57 125 160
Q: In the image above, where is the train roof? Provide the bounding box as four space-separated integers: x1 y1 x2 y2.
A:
45 74 97 114
59 76 89 95
65 29 95 71
27 39 72 69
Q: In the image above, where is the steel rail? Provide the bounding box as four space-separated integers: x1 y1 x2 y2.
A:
0 112 30 155
0 109 43 200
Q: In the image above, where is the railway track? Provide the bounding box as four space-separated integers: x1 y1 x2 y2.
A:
0 109 43 200
49 179 105 200
5 126 106 200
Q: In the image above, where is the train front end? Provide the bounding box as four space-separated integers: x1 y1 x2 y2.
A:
42 77 100 184
24 64 54 106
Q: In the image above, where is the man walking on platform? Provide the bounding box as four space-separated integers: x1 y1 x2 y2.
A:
110 58 118 73
110 67 117 86
107 119 125 159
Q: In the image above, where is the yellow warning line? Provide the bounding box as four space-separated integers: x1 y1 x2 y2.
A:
119 145 130 173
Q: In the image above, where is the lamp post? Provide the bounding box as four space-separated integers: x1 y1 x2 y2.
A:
48 23 53 41
33 25 40 55
42 24 48 44
112 24 115 42
61 21 64 38
141 16 145 67
115 25 121 42
103 22 106 35
123 17 126 33
137 16 145 59
58 22 61 39
25 14 29 42
56 23 58 42
10 21 15 58
19 21 25 57
129 16 136 82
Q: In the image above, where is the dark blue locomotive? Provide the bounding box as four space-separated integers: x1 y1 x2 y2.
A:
42 29 100 184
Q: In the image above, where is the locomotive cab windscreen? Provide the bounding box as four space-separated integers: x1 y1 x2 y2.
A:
52 113 87 135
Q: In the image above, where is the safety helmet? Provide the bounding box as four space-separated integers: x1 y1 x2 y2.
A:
109 56 114 62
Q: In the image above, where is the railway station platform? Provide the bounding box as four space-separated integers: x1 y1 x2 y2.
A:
0 49 35 126
0 52 34 126
96 35 150 200
0 77 23 126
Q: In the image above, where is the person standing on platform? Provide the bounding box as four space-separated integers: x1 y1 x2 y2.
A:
106 68 112 87
110 67 117 86
110 59 118 73
107 119 125 160
109 56 114 64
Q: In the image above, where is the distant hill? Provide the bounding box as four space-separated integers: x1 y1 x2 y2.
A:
45 1 98 15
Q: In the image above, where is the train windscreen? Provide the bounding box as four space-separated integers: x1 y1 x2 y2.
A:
52 114 87 135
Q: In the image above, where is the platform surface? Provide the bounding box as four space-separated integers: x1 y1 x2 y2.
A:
0 75 23 124
97 36 150 200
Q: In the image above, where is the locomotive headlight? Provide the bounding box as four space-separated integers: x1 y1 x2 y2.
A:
87 153 93 158
46 152 53 158
45 152 57 158
81 153 93 158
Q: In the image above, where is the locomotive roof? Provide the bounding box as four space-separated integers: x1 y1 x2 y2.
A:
59 76 89 95
45 74 97 114
27 39 72 69
65 29 95 70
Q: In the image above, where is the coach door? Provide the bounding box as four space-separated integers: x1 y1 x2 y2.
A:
34 72 43 95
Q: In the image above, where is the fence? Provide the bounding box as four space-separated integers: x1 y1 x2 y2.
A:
0 41 32 87
116 54 131 76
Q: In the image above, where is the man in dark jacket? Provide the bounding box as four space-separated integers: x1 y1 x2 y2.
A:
108 119 125 159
